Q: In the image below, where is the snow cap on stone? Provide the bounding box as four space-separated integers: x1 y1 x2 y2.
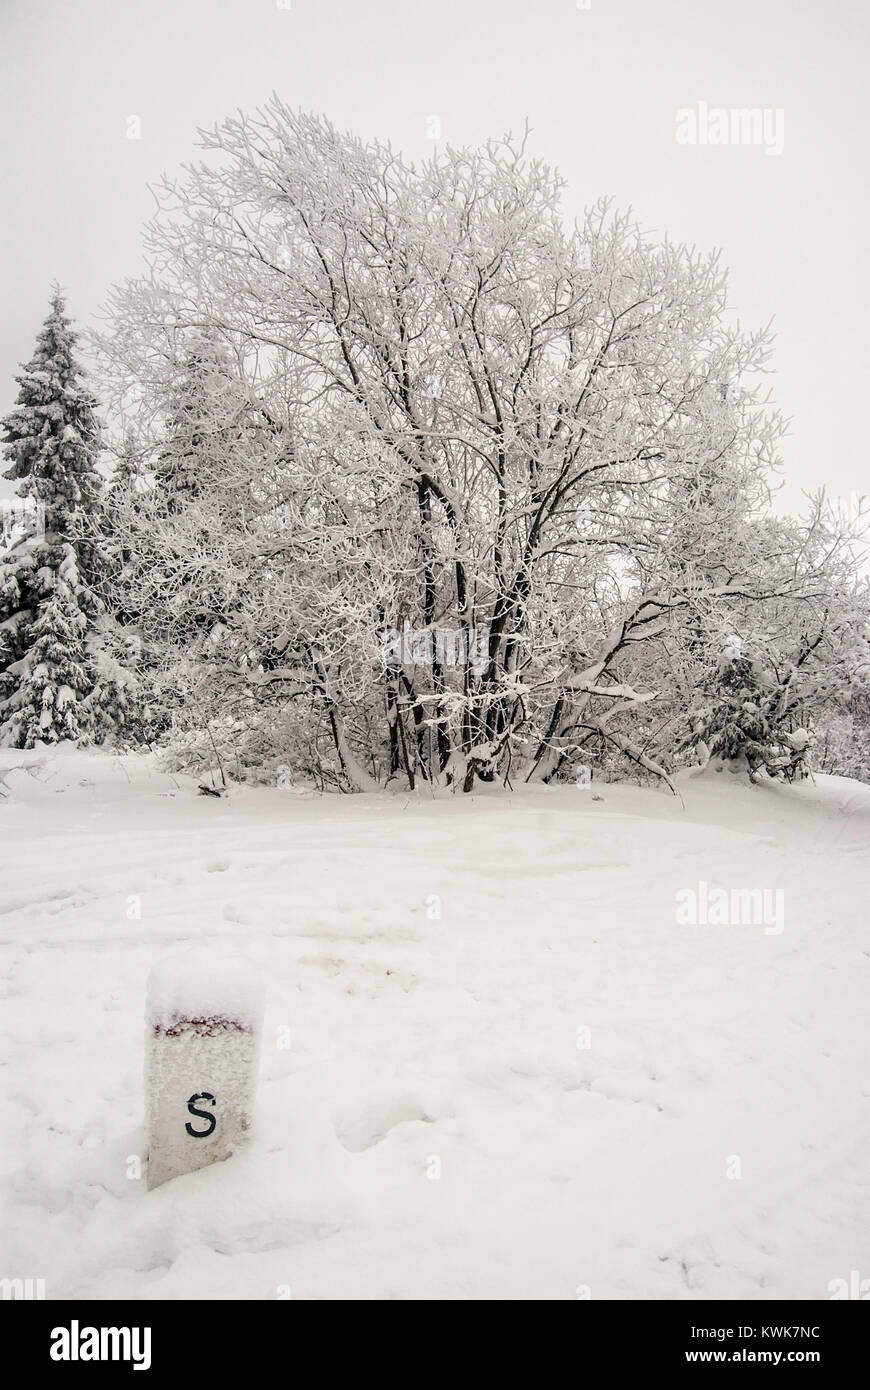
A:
146 947 264 1034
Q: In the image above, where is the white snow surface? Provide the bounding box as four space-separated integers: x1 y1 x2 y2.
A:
1 746 868 1300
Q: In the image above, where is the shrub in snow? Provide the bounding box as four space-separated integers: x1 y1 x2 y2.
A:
689 644 814 781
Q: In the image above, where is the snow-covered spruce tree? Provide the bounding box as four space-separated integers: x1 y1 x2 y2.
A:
112 428 143 495
0 290 126 747
155 336 244 506
119 333 265 642
95 104 860 791
15 549 94 743
95 333 287 758
68 426 167 747
688 636 809 780
3 291 101 536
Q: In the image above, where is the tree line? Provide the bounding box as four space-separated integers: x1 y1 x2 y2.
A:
2 102 868 790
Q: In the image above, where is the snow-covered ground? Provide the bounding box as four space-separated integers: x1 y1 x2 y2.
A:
1 747 868 1300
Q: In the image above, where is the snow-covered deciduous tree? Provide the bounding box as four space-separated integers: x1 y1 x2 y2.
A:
95 104 867 790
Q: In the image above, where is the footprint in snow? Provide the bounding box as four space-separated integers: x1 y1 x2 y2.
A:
334 1097 435 1152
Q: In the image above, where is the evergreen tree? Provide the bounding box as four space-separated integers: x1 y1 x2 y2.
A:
128 332 259 649
93 339 261 747
156 335 247 507
3 287 101 537
691 636 813 781
0 542 38 721
14 548 92 745
0 289 118 748
111 429 144 494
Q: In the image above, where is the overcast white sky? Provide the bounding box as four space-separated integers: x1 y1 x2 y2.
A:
1 0 867 509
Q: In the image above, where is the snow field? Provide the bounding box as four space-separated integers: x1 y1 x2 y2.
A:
1 748 868 1299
